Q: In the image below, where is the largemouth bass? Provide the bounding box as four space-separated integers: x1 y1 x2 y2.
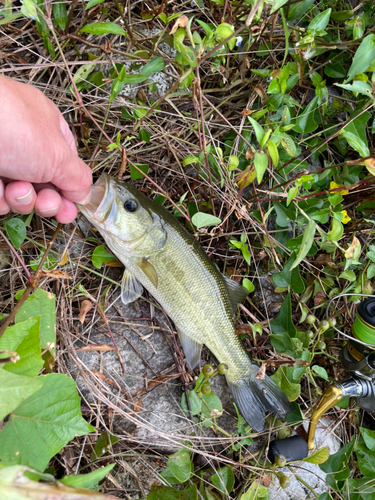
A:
79 174 291 431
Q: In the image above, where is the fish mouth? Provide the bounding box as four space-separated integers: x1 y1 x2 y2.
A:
78 173 116 224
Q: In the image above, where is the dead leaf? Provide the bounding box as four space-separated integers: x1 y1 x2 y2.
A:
36 270 71 280
60 251 68 266
314 291 326 307
235 165 256 189
235 324 252 335
134 373 181 397
89 370 129 397
133 400 143 412
79 300 93 324
118 147 127 179
245 148 255 161
314 254 332 267
262 474 272 487
345 235 360 260
241 109 254 116
255 363 267 380
170 14 188 34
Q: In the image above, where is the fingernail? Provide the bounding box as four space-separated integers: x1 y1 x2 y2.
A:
76 190 92 205
16 188 33 205
38 206 60 214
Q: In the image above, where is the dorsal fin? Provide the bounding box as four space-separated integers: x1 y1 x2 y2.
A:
222 275 249 313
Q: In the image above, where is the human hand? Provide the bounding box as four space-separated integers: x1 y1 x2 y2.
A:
0 76 92 223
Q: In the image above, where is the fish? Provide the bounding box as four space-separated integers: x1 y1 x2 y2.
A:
78 174 291 431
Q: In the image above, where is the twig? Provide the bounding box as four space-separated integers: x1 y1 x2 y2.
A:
0 229 32 283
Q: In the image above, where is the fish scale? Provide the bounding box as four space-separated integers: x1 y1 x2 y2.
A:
79 174 291 431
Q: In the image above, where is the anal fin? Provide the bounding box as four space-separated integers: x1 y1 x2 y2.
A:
121 268 143 305
177 327 202 370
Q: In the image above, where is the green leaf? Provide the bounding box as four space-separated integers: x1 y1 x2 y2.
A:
307 8 331 31
85 0 105 9
270 0 288 14
91 431 119 460
80 22 126 36
336 81 374 99
183 155 199 167
273 201 295 228
248 117 265 145
61 463 115 489
327 217 343 242
15 288 56 356
4 218 26 249
280 134 297 157
339 270 356 282
271 365 300 401
341 129 370 157
139 128 151 144
228 155 239 171
148 484 198 500
290 219 316 270
0 371 43 421
167 448 192 483
0 373 94 471
240 479 269 499
267 140 279 167
368 263 375 280
254 152 268 183
346 34 375 82
303 446 330 464
356 438 375 477
293 96 319 134
242 278 254 293
128 163 148 181
287 186 298 206
0 318 43 377
210 466 235 495
320 439 355 481
92 245 118 269
191 212 221 229
140 57 165 75
312 365 329 381
272 254 305 293
270 293 297 336
360 427 375 451
53 1 67 30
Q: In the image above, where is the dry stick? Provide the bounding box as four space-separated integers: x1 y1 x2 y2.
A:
0 223 63 338
0 229 32 283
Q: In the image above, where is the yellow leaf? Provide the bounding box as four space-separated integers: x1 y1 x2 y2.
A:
235 166 257 189
60 251 68 266
341 210 351 224
364 157 375 176
330 181 348 195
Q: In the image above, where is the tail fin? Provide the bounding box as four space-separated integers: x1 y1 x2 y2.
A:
227 372 291 432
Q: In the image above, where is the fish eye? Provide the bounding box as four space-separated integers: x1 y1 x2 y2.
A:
124 199 138 213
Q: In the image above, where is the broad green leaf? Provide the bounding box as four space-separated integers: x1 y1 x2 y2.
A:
122 74 149 85
70 62 97 90
61 463 115 489
21 0 38 20
271 366 300 401
242 278 254 293
287 0 314 21
85 0 104 9
183 155 199 167
307 8 331 31
0 373 94 471
80 22 126 36
293 96 319 134
254 152 268 183
327 217 343 242
248 117 265 145
303 446 330 464
270 0 288 14
148 484 198 500
181 390 202 416
346 34 375 82
312 365 329 381
109 65 126 102
360 427 375 451
129 163 149 181
210 466 235 495
339 270 356 282
215 23 234 41
287 186 298 206
240 479 269 499
267 140 279 167
280 134 297 157
290 219 316 270
15 288 56 356
139 128 151 144
0 318 43 377
336 81 374 99
0 371 43 421
140 57 165 75
4 218 26 249
345 111 371 146
191 212 221 229
272 254 305 293
92 245 118 269
228 155 239 171
356 438 375 477
167 448 192 483
52 1 67 30
341 129 370 157
273 201 295 228
270 293 297 336
320 439 355 481
0 13 23 25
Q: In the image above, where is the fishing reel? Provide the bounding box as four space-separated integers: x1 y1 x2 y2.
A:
269 294 375 463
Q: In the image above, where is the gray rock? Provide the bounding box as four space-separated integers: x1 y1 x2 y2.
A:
268 417 341 499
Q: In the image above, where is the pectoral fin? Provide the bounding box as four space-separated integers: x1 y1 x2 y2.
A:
138 258 158 288
177 327 202 370
121 268 143 305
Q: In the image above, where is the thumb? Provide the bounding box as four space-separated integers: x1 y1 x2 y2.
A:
51 115 93 204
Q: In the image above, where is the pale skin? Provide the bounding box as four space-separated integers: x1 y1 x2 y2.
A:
0 76 92 223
